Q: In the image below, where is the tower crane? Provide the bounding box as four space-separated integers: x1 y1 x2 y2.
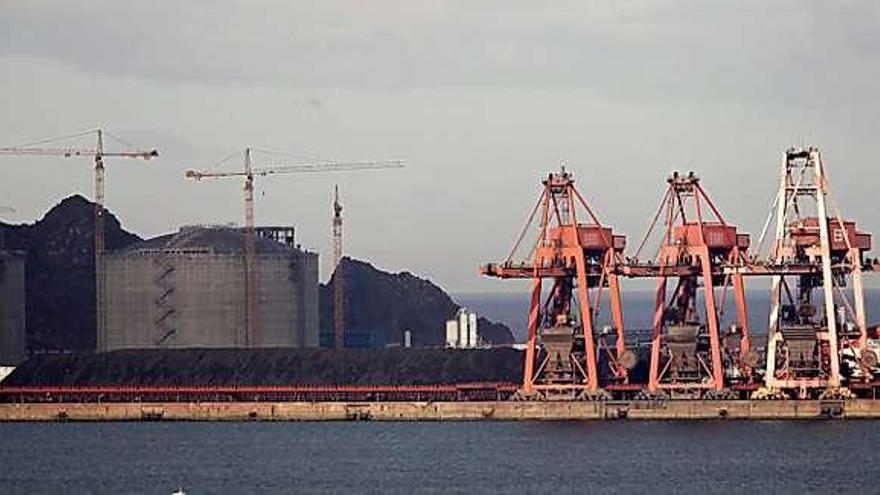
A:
0 129 159 350
185 148 403 348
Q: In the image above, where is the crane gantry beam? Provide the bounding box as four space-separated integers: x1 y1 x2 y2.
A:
185 148 403 348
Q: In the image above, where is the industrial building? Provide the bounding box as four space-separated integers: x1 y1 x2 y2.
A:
0 250 25 366
102 226 318 351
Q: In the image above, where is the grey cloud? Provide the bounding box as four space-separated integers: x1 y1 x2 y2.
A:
303 98 325 111
1 1 878 106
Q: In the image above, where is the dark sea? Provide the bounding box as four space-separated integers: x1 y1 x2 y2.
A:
1 421 878 494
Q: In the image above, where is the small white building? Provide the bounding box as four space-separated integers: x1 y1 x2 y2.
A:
446 308 479 348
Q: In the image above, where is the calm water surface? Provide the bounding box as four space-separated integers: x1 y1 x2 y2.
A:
0 421 877 494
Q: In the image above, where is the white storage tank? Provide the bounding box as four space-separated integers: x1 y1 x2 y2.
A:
458 310 469 348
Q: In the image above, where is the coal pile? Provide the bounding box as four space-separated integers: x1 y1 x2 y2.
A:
5 348 523 386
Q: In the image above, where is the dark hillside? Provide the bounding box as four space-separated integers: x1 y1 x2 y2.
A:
320 258 514 346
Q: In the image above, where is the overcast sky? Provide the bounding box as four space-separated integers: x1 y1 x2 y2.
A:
1 1 879 292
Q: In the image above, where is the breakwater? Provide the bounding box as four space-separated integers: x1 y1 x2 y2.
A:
2 399 879 421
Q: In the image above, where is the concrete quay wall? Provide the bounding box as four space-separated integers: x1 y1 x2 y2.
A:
3 399 880 421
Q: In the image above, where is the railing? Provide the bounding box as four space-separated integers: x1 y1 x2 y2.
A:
0 382 520 403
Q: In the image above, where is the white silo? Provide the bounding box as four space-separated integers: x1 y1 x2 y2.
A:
458 309 469 348
446 320 458 348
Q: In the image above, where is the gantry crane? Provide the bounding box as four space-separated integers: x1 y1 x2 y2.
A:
185 148 403 348
755 147 873 399
623 171 752 399
0 129 159 350
482 168 633 401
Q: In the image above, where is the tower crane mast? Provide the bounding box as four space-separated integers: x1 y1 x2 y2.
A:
332 186 345 348
185 149 403 348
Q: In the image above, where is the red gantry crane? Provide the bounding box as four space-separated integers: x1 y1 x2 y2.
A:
185 148 403 348
623 171 753 399
482 168 633 400
0 129 159 350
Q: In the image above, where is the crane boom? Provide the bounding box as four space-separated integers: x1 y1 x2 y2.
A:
0 148 158 159
184 148 404 348
185 160 403 180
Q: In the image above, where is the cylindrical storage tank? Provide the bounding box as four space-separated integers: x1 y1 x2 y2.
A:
104 226 319 351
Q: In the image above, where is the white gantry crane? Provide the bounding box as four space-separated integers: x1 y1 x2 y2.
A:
758 147 871 398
